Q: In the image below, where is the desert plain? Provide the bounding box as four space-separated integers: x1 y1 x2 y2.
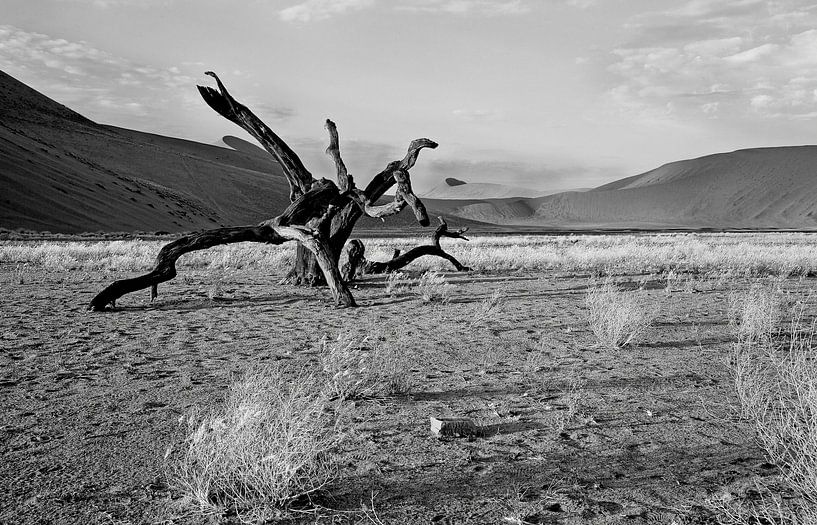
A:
1 232 815 524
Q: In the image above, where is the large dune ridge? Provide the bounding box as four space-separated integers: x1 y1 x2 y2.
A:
0 70 296 233
0 71 479 234
425 146 817 229
3 69 816 232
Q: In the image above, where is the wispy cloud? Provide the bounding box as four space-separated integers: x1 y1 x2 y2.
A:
396 0 529 15
279 0 375 23
55 0 175 7
278 0 536 21
451 108 506 122
605 0 817 121
0 25 294 134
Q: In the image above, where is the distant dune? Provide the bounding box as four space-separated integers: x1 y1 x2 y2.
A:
3 69 816 233
420 177 549 200
425 147 817 229
0 71 478 233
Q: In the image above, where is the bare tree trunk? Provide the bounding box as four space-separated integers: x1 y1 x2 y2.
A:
89 73 447 311
283 244 326 286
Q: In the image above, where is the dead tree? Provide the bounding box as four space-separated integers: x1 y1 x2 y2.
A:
88 71 445 311
341 217 471 281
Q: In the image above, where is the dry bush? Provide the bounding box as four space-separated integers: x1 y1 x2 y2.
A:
384 271 411 296
729 283 783 341
705 485 813 525
172 365 342 521
585 280 659 348
729 299 817 522
414 271 452 303
319 331 412 400
469 288 505 328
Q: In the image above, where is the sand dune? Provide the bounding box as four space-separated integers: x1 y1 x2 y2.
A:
427 147 817 229
0 71 474 233
4 69 815 232
0 70 296 233
420 177 547 200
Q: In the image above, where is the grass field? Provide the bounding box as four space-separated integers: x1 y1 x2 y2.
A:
1 233 815 524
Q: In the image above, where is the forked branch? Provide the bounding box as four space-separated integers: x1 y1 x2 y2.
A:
341 217 471 281
90 72 449 311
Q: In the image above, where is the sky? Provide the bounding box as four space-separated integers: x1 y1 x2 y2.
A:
2 0 817 193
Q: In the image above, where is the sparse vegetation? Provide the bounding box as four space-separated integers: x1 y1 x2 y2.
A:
319 330 412 400
729 283 784 341
171 365 342 521
585 279 659 348
469 288 505 328
5 232 817 277
414 270 452 303
384 271 411 296
728 296 817 523
8 232 817 523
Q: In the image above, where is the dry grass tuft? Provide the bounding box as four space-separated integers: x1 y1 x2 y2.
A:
585 280 659 349
728 298 817 522
414 271 452 303
469 288 505 328
319 331 412 400
384 271 410 296
171 365 342 522
729 283 783 341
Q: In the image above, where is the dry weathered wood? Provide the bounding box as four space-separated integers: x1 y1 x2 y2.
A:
285 137 438 285
89 225 285 311
342 217 471 282
89 72 455 310
324 119 351 192
198 71 312 202
340 239 365 282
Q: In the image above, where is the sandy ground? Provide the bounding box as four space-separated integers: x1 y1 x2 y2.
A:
0 264 805 524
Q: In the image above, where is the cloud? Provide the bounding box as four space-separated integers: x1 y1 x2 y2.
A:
0 24 203 128
451 108 506 122
605 1 817 121
55 0 174 7
396 0 529 15
565 0 597 8
279 0 545 22
279 0 375 23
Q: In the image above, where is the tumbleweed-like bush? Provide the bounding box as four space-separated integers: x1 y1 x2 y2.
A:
319 330 412 400
585 280 658 348
172 365 342 521
729 298 817 523
728 283 783 342
414 270 452 303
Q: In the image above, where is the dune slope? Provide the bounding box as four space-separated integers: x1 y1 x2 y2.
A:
428 147 817 229
530 147 817 228
0 70 296 233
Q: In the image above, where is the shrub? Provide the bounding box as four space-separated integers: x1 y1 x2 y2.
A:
469 288 505 328
728 283 783 342
585 280 658 348
729 299 817 522
384 271 411 296
172 365 342 521
414 271 452 303
319 331 412 400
